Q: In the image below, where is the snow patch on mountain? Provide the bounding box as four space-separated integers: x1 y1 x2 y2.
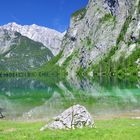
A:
0 22 65 55
0 29 19 54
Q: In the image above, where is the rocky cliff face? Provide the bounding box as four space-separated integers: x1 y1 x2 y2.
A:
0 23 64 55
0 29 53 71
58 0 140 78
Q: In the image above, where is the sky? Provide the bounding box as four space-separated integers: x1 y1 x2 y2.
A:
0 0 88 32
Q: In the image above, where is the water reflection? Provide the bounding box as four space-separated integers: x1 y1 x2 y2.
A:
0 77 140 120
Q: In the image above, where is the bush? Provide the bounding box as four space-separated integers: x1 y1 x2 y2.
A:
71 8 87 20
116 16 132 44
100 14 115 23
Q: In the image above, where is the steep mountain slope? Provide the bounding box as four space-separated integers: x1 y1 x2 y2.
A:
0 22 64 55
58 0 140 78
0 29 53 71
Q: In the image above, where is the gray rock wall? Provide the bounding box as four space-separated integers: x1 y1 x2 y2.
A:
58 0 139 78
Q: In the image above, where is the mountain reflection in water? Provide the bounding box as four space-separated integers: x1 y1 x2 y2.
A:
0 77 140 120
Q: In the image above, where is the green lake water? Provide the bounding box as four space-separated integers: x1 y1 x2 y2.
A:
0 77 140 120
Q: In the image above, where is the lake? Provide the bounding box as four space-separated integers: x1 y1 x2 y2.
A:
0 77 140 120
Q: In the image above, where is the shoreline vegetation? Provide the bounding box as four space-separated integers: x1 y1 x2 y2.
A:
0 118 140 140
0 71 139 80
0 71 53 78
0 71 139 87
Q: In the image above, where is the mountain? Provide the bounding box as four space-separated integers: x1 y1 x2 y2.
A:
57 0 140 78
0 29 53 71
0 22 65 55
0 0 139 76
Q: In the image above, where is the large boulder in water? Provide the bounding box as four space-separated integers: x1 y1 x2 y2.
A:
40 104 94 130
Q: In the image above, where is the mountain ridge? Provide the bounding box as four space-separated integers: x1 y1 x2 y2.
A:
0 29 53 71
0 22 65 55
57 0 140 78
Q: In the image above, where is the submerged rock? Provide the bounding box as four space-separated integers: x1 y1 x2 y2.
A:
0 108 5 119
40 104 94 130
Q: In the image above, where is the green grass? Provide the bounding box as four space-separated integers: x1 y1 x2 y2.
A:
100 14 116 23
0 119 140 140
116 16 132 45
